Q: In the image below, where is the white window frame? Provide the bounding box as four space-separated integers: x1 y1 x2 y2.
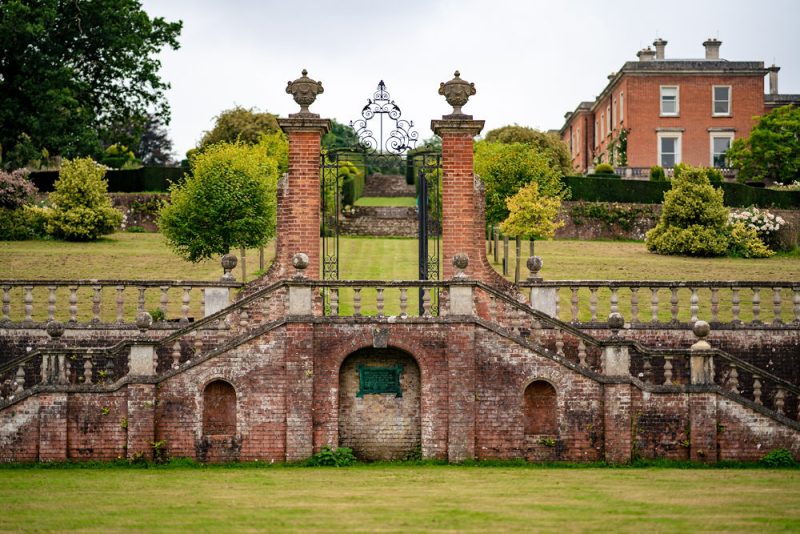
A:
601 112 605 138
619 92 624 122
712 85 731 117
657 131 682 167
606 105 611 135
660 85 679 117
594 120 598 148
709 132 735 167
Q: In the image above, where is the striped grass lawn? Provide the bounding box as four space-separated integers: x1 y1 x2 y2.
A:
0 464 798 533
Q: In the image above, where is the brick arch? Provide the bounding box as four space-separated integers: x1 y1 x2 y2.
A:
202 379 237 436
522 379 558 435
330 339 428 380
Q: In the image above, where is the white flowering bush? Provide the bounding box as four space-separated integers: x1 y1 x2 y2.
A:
728 207 786 250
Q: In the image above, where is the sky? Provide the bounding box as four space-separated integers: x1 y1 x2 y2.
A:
141 0 800 160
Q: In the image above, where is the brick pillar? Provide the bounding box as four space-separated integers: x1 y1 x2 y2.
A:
603 383 632 463
38 393 68 461
689 392 718 462
446 326 476 462
285 323 314 461
268 116 330 281
127 384 156 460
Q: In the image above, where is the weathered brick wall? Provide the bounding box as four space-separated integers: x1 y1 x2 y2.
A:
338 349 421 461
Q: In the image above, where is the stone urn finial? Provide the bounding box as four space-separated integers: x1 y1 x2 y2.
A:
286 69 324 116
438 70 476 118
453 253 469 279
221 254 238 281
135 311 153 335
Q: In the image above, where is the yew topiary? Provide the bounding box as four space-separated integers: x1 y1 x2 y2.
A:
44 158 122 241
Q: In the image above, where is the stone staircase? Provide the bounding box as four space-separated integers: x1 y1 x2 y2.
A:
339 206 417 237
362 173 415 197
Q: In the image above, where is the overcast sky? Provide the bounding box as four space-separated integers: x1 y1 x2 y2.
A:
141 0 800 159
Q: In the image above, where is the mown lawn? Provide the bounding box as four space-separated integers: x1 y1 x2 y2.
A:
354 196 416 207
0 465 798 532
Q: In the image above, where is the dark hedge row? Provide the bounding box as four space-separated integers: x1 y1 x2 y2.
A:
563 176 800 209
29 167 185 193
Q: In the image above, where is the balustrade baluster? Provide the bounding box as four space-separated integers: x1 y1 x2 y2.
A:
200 288 206 319
774 387 785 415
83 355 93 384
555 329 564 356
16 365 25 392
554 291 560 320
669 287 679 323
731 288 741 323
91 285 102 324
181 286 191 324
422 288 432 318
353 287 362 317
159 286 170 319
57 354 67 385
663 356 673 385
331 288 340 317
23 286 33 323
610 287 619 315
752 375 762 405
772 287 783 325
589 288 598 322
399 288 407 318
193 330 203 356
690 287 699 324
47 286 57 322
239 309 249 329
578 340 587 367
630 287 640 324
751 287 761 324
115 286 125 324
794 288 800 324
711 287 720 323
172 341 181 369
104 359 114 382
727 363 739 394
41 355 50 384
137 287 146 314
1 285 10 322
570 287 579 322
650 288 659 323
643 355 652 384
68 286 78 323
376 287 385 318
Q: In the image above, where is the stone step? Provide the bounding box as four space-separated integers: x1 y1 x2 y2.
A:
361 173 415 198
340 206 417 237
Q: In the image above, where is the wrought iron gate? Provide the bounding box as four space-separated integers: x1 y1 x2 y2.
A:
320 80 441 314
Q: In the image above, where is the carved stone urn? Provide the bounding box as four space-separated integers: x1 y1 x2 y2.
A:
286 69 324 116
438 70 477 117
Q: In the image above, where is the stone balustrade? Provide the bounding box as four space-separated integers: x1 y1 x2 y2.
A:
0 279 242 327
517 280 800 327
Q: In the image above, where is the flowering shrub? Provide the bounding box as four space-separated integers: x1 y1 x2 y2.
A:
769 181 800 192
0 169 37 208
728 207 786 250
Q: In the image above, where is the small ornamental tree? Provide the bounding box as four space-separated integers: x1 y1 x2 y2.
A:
44 158 122 241
159 142 279 262
499 181 564 240
646 165 771 258
727 105 800 184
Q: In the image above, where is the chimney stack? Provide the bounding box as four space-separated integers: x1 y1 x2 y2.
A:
703 38 722 59
767 64 780 95
637 47 656 62
653 38 668 59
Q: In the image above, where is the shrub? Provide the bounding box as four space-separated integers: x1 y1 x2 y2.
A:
305 445 357 467
0 169 37 208
159 142 279 262
499 181 564 240
43 158 123 241
759 448 797 468
725 222 774 258
728 207 786 251
649 166 667 182
0 207 40 240
593 163 614 174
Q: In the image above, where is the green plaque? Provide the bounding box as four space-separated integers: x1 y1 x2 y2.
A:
356 364 403 398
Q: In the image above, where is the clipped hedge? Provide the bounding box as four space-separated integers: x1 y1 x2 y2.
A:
563 176 800 209
28 167 185 193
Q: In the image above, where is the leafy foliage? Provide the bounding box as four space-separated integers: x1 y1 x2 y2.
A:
483 125 573 175
0 0 182 169
198 107 280 151
322 120 359 151
499 181 564 239
593 163 615 174
38 158 123 240
0 169 37 208
475 141 567 226
159 142 279 262
646 165 772 258
0 207 45 240
727 105 800 184
136 114 175 166
649 166 667 182
305 445 357 467
759 448 797 468
101 144 139 170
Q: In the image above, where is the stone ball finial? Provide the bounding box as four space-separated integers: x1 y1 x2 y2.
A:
691 320 712 351
46 320 64 340
438 70 476 117
452 253 469 279
527 256 543 280
608 312 625 338
135 311 153 334
286 69 324 116
221 254 238 281
292 252 309 279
